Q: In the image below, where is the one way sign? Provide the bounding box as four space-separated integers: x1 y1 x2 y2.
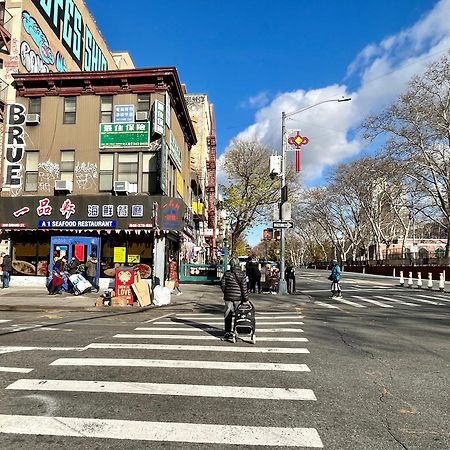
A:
273 221 294 229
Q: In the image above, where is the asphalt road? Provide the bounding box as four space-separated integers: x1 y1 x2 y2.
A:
0 271 448 449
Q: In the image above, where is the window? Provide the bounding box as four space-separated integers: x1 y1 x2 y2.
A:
29 97 41 115
99 153 114 191
118 153 138 184
100 96 113 123
142 153 158 194
24 151 39 192
137 94 150 112
60 150 75 182
63 97 76 124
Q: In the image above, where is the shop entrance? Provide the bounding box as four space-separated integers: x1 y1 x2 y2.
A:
50 236 101 285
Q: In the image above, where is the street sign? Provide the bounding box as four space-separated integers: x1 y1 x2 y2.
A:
273 221 294 229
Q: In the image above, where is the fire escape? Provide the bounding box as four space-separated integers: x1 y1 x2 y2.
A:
206 114 217 256
0 2 12 123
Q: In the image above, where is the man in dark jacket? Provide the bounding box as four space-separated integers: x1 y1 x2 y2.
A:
220 257 249 342
1 253 12 289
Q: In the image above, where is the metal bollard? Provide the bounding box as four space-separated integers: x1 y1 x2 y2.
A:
439 273 445 292
417 272 422 289
427 273 433 290
399 271 404 287
408 272 413 288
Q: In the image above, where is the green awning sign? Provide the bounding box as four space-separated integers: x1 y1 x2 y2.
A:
100 122 150 148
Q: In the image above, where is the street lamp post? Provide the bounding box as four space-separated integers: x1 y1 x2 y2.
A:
278 96 351 294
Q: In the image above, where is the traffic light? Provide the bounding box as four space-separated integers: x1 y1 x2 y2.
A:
274 230 281 240
263 228 273 240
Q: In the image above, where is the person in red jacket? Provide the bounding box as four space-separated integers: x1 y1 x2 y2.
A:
167 255 182 295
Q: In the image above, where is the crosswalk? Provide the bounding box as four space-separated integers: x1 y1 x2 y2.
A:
314 290 450 310
0 311 324 448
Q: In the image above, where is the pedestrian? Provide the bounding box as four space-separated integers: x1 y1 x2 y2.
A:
329 260 342 298
85 252 99 293
285 263 296 294
1 253 12 289
249 256 261 293
245 256 253 290
67 256 81 276
167 255 182 295
48 258 65 295
220 256 249 342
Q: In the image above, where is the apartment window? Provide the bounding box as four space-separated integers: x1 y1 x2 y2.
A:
24 151 39 192
63 97 76 124
100 96 113 123
142 153 158 194
60 150 75 182
118 153 138 184
137 94 150 112
99 153 114 191
29 97 41 115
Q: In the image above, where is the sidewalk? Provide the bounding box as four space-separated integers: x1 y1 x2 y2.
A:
0 283 310 312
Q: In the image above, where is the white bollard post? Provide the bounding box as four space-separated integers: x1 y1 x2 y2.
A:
427 273 433 290
393 268 396 278
417 272 422 289
399 270 404 287
408 272 413 288
439 273 445 292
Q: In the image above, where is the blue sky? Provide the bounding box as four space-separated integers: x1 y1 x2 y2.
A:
86 0 449 245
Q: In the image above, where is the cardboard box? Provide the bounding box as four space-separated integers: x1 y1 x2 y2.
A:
111 296 129 307
95 297 104 307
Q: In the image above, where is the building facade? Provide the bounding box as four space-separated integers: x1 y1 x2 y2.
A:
184 93 217 263
0 67 196 285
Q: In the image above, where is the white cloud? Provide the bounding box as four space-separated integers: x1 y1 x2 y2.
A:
225 0 450 185
240 91 270 109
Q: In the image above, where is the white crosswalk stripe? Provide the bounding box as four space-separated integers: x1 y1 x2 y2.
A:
1 311 322 447
426 294 450 303
0 367 34 373
87 342 310 354
50 358 311 372
0 415 324 447
350 296 394 308
314 301 340 309
397 295 443 305
0 320 12 323
335 297 366 307
374 296 419 306
135 327 305 332
113 334 309 342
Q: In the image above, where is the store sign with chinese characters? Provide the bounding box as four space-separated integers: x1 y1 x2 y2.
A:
0 195 186 232
99 122 150 148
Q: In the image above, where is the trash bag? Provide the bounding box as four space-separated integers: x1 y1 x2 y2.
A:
153 285 171 306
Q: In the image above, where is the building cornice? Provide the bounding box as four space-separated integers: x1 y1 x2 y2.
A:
12 67 197 146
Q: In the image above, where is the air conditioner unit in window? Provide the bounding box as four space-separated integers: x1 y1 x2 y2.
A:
26 113 40 125
54 180 73 192
135 111 148 121
113 180 131 194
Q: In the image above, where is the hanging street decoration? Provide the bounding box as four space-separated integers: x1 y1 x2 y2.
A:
287 131 309 173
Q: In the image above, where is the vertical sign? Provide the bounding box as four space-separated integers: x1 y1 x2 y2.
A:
159 139 168 194
165 92 171 129
152 100 165 136
4 104 26 187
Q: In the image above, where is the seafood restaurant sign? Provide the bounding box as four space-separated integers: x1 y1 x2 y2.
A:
0 195 186 232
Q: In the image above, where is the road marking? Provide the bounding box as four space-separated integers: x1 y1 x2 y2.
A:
34 328 73 332
113 334 308 342
8 379 317 401
87 343 310 354
257 312 300 315
426 294 450 303
415 294 447 305
314 301 340 309
0 414 324 447
144 313 173 323
153 321 304 325
174 315 302 320
335 298 366 308
397 295 443 305
0 346 84 354
375 296 418 306
351 296 394 308
50 358 311 372
0 367 34 373
0 320 11 323
135 327 305 332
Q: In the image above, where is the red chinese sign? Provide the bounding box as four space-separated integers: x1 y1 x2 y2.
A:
288 131 309 173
